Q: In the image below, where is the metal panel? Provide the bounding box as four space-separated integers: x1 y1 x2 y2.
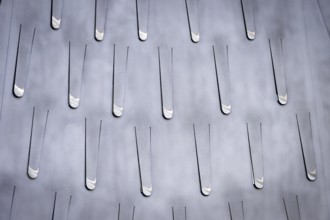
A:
95 0 108 41
158 46 174 119
0 0 330 219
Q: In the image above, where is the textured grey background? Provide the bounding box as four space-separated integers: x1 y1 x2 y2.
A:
0 0 330 219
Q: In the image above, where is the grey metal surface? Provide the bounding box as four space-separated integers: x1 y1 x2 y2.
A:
0 0 330 219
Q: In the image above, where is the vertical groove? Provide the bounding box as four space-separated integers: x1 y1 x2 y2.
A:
301 0 330 217
27 106 36 175
8 186 16 220
66 195 72 220
51 192 57 220
0 0 15 121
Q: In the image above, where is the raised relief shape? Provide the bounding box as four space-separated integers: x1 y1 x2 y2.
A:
228 201 244 220
213 45 231 115
136 0 149 41
185 0 200 43
51 0 64 29
296 113 317 181
85 118 102 190
193 124 212 196
68 42 87 109
172 206 187 220
241 0 256 40
246 122 264 189
13 25 36 98
118 204 135 220
283 196 301 220
28 107 49 179
135 126 152 197
95 0 109 41
8 186 16 220
113 45 129 117
52 192 72 220
316 0 330 40
158 47 174 119
269 37 288 105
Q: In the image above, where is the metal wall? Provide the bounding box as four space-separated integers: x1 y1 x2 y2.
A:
0 0 330 219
